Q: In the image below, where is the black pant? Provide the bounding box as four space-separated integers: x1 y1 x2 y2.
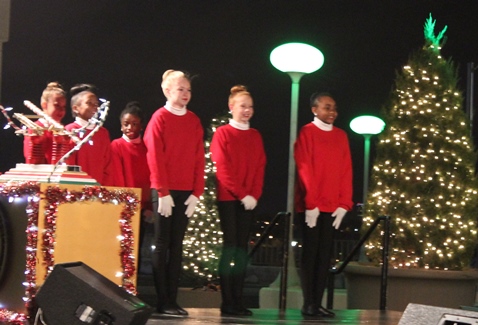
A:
299 211 335 308
151 189 191 307
217 200 254 308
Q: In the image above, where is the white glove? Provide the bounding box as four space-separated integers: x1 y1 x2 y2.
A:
332 207 347 230
157 195 175 217
305 208 319 228
241 195 257 210
184 194 199 218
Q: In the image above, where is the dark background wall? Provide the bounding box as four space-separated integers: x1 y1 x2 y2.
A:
2 1 478 216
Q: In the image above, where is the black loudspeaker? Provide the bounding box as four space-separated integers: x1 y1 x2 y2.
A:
399 303 478 325
35 262 154 325
0 196 31 314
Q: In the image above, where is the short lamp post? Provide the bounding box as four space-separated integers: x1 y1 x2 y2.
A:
349 115 385 205
269 42 324 311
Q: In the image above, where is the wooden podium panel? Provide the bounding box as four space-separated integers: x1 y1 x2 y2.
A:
36 184 141 287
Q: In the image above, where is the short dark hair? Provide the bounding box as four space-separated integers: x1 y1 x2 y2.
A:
310 91 334 107
70 83 98 117
120 101 143 122
70 83 98 97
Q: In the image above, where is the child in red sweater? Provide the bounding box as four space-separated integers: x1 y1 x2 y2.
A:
23 82 67 164
65 84 113 185
294 92 353 318
111 101 152 258
144 70 205 316
111 101 151 211
210 85 266 316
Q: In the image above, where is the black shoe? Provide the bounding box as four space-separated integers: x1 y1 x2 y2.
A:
221 305 238 316
157 304 181 315
317 306 335 318
173 303 188 316
236 306 253 316
301 304 318 316
221 305 249 316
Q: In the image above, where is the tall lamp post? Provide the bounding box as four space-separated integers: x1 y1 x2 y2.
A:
269 42 324 310
349 115 385 204
270 43 324 220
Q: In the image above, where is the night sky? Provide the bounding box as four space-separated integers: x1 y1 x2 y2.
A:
2 1 478 216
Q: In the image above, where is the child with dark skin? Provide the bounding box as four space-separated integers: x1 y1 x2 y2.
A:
294 92 353 318
111 102 152 258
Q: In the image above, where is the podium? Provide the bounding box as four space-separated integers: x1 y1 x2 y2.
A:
35 183 141 287
0 181 142 319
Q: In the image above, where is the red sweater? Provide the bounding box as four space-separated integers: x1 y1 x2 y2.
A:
65 122 113 185
23 120 52 164
210 124 266 201
143 107 205 198
294 123 353 213
110 137 151 209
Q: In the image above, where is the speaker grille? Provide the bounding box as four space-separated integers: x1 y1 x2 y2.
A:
35 262 153 325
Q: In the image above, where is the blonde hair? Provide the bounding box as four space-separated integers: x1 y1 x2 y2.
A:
41 82 66 105
228 85 251 106
161 69 190 93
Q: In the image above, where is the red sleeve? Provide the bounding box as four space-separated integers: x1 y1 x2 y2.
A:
143 111 170 196
23 121 50 164
294 128 317 210
210 127 247 200
23 135 32 163
101 129 114 186
251 133 266 200
339 135 354 210
110 139 126 187
192 122 205 198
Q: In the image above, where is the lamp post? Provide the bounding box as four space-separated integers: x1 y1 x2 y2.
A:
269 42 324 310
270 42 324 223
349 115 385 204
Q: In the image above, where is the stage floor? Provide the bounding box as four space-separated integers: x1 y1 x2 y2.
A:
145 308 403 324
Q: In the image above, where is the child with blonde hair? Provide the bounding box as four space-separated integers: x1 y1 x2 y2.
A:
23 82 67 164
144 70 205 316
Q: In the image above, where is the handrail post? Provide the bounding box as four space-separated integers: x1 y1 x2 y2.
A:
326 215 391 311
248 212 287 259
379 215 390 310
279 212 291 313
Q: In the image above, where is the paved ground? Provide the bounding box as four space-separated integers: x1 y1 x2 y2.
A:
145 308 403 325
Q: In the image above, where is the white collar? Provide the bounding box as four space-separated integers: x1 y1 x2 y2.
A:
312 117 333 131
37 118 48 126
75 117 95 130
122 134 142 144
229 119 250 130
165 101 187 116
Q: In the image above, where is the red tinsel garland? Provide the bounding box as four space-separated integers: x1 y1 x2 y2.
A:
0 182 140 325
42 185 140 294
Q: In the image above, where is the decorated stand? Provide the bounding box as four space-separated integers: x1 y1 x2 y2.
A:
0 181 142 324
0 100 143 324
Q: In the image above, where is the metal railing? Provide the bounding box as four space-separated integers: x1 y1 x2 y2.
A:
246 212 391 311
326 215 391 310
247 211 291 312
248 211 289 260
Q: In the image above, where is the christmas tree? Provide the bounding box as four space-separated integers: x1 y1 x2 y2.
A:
181 113 229 285
363 14 478 271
